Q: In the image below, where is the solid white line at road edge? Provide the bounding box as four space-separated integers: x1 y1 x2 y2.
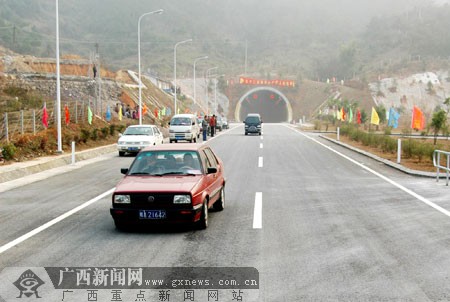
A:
288 127 450 218
0 188 115 254
253 192 262 229
258 157 263 168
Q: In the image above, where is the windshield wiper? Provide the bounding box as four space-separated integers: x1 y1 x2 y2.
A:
129 172 150 175
160 172 197 176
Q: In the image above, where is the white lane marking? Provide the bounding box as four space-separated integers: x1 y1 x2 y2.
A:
253 192 262 229
260 143 263 149
258 157 263 168
287 126 450 218
0 188 115 254
261 136 263 140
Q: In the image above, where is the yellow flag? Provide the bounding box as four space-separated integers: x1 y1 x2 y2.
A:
371 107 380 125
118 105 123 121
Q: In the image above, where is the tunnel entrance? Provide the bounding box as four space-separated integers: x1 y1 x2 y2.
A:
235 87 292 122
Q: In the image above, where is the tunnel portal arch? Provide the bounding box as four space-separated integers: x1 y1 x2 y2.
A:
235 87 292 122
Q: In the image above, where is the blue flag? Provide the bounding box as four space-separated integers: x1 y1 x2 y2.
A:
388 107 400 128
106 105 112 121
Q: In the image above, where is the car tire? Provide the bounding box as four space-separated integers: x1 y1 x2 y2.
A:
119 151 125 157
245 132 248 136
114 220 128 231
259 132 262 136
196 200 209 230
213 187 225 211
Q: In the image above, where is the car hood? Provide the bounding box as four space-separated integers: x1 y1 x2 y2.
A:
119 135 154 142
115 175 201 193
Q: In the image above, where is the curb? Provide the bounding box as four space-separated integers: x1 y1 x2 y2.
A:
319 135 444 179
0 144 117 184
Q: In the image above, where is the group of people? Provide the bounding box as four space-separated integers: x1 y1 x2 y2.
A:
201 114 217 141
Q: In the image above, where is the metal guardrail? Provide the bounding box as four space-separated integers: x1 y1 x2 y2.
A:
433 150 450 186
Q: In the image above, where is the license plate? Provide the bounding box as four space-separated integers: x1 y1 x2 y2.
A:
139 210 166 219
128 147 139 151
175 136 184 139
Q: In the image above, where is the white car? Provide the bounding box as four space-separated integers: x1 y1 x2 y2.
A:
117 125 164 156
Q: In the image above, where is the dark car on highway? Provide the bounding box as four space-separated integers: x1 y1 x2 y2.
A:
244 113 262 135
110 144 225 230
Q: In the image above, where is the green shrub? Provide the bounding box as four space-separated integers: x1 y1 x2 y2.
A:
80 129 90 143
1 143 17 160
91 128 99 141
109 124 116 136
101 127 109 138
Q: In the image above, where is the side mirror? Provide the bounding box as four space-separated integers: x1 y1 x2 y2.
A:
121 168 129 175
207 167 217 174
118 133 123 137
168 122 171 125
192 121 195 125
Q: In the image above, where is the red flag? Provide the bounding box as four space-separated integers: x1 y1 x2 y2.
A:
154 108 158 118
64 104 70 126
357 110 361 124
411 106 425 130
341 108 346 121
42 103 49 128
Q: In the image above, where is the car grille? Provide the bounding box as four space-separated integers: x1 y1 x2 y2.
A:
128 193 190 209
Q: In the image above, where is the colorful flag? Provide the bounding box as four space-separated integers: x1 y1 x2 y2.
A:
388 107 400 128
88 106 93 125
348 108 353 123
162 107 166 116
118 105 123 121
371 107 380 125
154 108 158 118
143 104 148 115
357 110 361 124
64 104 70 126
341 107 346 121
411 106 425 130
106 105 111 121
42 102 49 128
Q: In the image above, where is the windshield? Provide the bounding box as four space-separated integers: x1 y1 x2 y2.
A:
245 116 260 124
128 151 202 176
123 127 154 136
171 117 192 126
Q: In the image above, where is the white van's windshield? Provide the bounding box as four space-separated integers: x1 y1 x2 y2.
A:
171 118 191 126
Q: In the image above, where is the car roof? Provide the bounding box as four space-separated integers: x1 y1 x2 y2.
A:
127 124 156 128
141 143 205 152
171 114 195 118
246 113 261 117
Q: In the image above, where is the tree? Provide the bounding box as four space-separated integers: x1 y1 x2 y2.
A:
430 110 447 145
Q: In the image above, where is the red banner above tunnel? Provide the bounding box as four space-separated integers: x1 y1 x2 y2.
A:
239 77 295 88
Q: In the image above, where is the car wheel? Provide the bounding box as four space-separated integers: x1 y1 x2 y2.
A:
245 132 248 136
119 151 125 157
196 200 209 229
213 187 225 211
193 137 197 143
114 220 129 231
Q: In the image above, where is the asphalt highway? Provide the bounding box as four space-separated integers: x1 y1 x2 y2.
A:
1 124 450 301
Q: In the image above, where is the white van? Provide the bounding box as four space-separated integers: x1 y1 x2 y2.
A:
169 114 201 143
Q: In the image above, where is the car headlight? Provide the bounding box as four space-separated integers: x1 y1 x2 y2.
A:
173 195 191 204
185 130 191 133
118 141 125 145
169 129 174 133
114 194 131 204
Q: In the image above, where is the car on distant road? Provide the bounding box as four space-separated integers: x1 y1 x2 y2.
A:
244 113 262 135
222 117 229 129
216 115 224 131
110 143 226 230
117 125 164 156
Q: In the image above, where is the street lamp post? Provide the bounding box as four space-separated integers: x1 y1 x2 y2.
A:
193 56 208 107
204 67 218 114
138 9 163 125
173 39 192 115
213 74 225 115
55 0 62 153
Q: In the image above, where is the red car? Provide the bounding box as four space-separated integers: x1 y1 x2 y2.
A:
110 143 225 230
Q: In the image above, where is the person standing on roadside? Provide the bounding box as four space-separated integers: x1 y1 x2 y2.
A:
209 114 216 137
202 115 209 141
